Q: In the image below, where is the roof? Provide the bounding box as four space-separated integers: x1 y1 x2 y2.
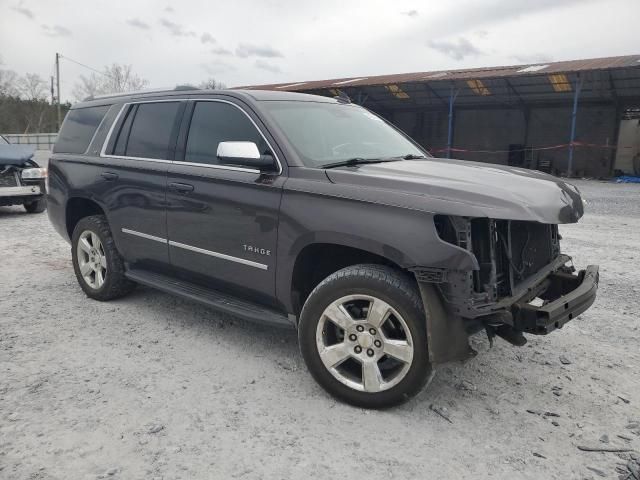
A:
236 55 640 108
239 89 338 102
73 87 336 109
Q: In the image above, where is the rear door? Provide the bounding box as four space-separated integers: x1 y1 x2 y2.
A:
165 99 285 305
96 100 185 270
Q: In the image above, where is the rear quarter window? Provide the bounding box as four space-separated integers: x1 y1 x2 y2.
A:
53 105 110 154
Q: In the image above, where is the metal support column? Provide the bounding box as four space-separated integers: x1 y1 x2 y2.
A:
567 74 583 177
446 85 458 158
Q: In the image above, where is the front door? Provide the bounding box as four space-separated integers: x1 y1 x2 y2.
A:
166 99 284 305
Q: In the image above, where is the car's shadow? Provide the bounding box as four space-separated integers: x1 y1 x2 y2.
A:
115 284 299 354
103 284 490 411
0 205 38 217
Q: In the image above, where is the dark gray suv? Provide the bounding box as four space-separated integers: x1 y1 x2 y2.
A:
47 88 598 408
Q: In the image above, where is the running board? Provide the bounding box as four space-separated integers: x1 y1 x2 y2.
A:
125 269 292 328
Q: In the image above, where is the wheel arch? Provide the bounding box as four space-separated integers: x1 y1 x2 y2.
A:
287 236 413 317
65 196 106 239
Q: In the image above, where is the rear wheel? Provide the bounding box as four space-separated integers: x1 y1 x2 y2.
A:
71 215 135 301
24 197 46 213
298 264 432 408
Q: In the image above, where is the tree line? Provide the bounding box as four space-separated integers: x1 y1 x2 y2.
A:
0 64 68 134
1 58 225 134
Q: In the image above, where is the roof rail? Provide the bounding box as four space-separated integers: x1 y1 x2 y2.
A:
83 85 200 102
174 85 199 91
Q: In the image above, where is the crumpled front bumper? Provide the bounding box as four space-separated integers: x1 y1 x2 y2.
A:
0 182 44 207
418 258 599 364
511 265 599 334
0 185 42 197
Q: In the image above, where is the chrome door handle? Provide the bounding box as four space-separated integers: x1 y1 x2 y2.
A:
168 182 194 194
101 172 118 181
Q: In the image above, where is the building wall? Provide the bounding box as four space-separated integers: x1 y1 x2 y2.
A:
387 110 449 155
452 108 526 165
525 105 615 177
378 104 618 177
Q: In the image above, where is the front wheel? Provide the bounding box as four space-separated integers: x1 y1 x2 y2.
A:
298 264 432 408
24 197 46 213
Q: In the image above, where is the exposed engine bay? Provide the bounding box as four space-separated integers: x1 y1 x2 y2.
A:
435 215 560 306
429 215 598 349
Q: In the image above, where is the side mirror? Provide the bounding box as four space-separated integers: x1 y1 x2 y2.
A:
217 141 275 170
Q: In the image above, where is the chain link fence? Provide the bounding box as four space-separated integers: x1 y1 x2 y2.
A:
1 133 58 150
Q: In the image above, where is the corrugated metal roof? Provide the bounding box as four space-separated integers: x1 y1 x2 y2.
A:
236 55 640 92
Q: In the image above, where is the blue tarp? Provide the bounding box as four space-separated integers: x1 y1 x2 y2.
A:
0 144 36 166
615 176 640 184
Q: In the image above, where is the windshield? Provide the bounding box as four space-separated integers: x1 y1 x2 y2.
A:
261 101 428 167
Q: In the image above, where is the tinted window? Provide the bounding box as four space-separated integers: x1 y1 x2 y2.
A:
54 105 110 154
112 106 135 156
125 102 180 159
185 102 268 165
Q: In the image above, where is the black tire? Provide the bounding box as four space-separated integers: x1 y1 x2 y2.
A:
71 215 135 301
298 264 432 409
24 197 47 213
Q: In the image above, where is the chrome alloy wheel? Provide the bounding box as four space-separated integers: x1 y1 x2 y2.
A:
76 230 107 289
315 294 414 393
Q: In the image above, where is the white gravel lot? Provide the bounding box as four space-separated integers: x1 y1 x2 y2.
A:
1 179 639 480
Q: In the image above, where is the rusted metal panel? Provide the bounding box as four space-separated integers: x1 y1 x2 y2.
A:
237 55 640 93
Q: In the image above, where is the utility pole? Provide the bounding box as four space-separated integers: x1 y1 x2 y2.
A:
55 52 61 131
50 76 55 105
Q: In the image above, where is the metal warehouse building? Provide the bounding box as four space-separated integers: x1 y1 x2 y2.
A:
242 55 640 177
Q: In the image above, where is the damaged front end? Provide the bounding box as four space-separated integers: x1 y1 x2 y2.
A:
0 144 46 207
424 215 598 361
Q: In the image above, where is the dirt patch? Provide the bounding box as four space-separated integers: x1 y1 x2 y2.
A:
1 180 638 479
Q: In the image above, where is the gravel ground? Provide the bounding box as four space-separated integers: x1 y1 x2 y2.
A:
1 179 639 480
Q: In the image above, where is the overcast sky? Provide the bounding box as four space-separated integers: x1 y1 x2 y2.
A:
1 0 639 102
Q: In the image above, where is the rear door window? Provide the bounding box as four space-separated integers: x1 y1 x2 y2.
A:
54 105 110 154
124 102 181 159
112 106 136 157
185 101 268 165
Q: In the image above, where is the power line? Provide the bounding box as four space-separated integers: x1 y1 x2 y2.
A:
59 54 110 78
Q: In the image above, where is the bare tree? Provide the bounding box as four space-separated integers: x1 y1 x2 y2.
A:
72 74 101 101
198 78 227 90
73 63 149 101
102 64 149 93
0 58 62 133
18 73 47 101
0 57 20 97
0 71 50 133
12 73 50 133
